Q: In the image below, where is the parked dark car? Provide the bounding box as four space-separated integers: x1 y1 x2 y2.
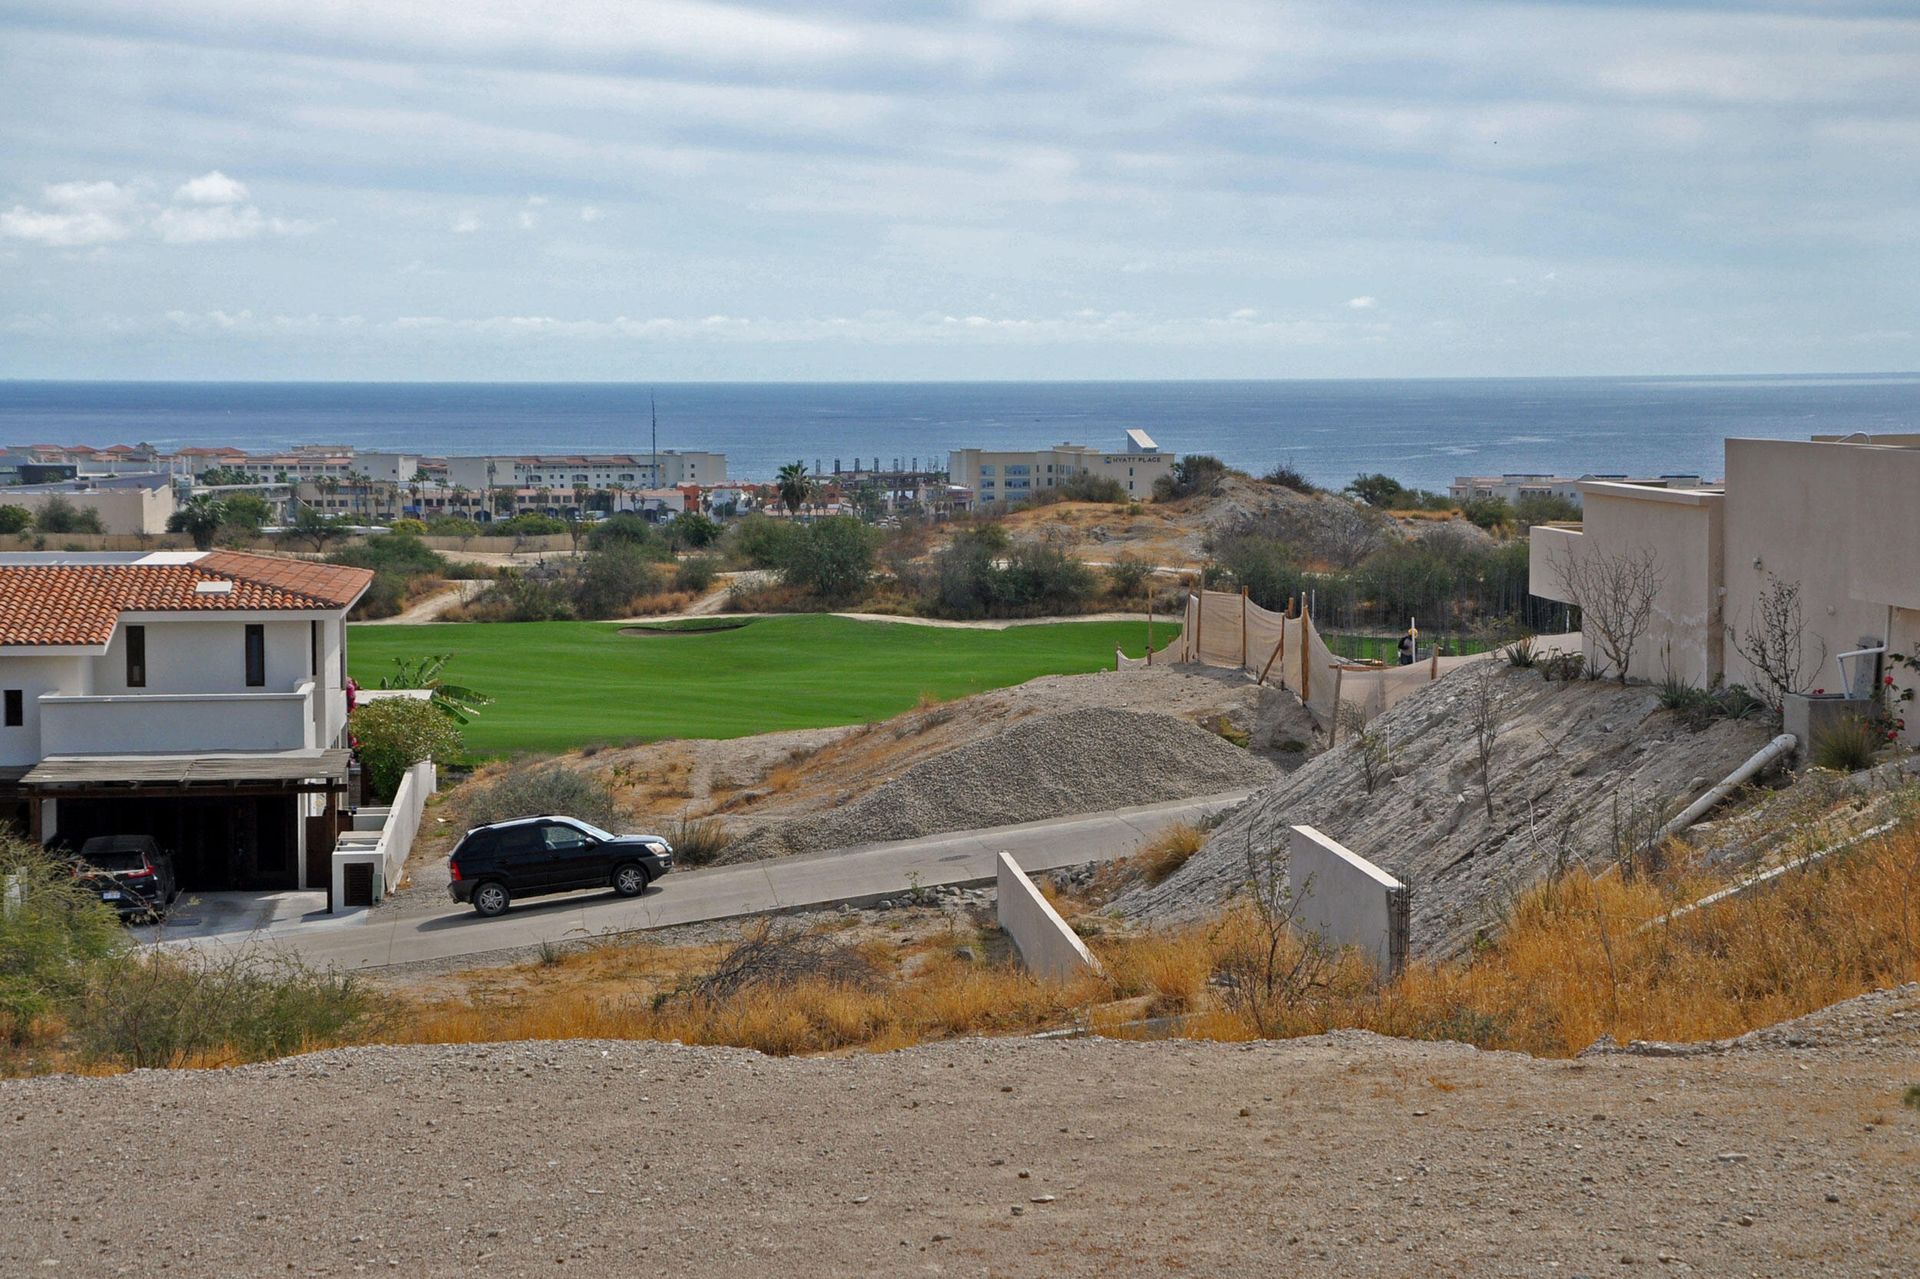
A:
71 835 178 920
448 816 673 917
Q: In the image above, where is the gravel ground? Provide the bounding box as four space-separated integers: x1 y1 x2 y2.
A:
5 984 1917 1278
718 705 1275 861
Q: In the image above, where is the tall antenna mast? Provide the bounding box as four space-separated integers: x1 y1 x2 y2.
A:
650 392 659 494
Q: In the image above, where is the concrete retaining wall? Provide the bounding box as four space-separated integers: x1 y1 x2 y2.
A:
996 851 1102 982
331 760 436 911
1288 825 1408 978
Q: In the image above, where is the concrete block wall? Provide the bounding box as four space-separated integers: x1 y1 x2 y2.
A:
1288 825 1409 979
330 760 436 911
996 851 1102 982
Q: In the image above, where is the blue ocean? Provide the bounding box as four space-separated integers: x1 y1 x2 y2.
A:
1 376 1916 490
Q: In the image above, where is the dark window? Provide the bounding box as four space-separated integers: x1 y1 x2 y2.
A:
310 619 320 678
125 625 146 687
3 690 20 727
244 624 266 687
496 826 543 858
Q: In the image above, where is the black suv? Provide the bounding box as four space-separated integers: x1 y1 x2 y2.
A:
448 816 673 917
71 835 178 921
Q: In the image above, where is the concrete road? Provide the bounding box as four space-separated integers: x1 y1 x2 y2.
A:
244 790 1253 972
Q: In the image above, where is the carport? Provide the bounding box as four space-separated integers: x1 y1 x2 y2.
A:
24 749 352 892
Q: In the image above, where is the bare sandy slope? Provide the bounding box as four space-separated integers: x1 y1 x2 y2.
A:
5 984 1916 1278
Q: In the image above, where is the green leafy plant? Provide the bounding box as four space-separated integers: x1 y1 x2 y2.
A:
378 652 493 723
349 697 464 800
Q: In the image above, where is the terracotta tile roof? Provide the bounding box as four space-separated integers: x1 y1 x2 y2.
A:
0 552 372 647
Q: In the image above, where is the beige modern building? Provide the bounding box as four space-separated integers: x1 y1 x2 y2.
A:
2 473 178 536
1529 434 1920 743
948 430 1172 505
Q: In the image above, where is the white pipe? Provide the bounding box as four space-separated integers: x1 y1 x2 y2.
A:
1656 733 1797 842
1834 644 1886 697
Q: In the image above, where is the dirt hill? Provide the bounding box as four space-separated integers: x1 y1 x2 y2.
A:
1113 664 1777 957
997 474 1493 569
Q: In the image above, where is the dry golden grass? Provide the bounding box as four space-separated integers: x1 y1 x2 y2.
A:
1136 822 1206 885
24 796 1920 1076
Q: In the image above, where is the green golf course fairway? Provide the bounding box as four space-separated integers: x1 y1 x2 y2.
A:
347 615 1177 757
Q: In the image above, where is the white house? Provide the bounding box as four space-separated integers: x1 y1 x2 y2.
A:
0 550 373 892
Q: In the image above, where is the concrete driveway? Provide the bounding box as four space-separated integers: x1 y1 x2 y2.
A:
190 790 1253 972
130 890 339 946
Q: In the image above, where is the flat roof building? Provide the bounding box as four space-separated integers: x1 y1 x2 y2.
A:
949 432 1171 505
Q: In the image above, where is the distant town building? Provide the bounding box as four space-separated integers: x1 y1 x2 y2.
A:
1449 472 1711 508
0 473 177 535
443 451 726 494
948 431 1171 506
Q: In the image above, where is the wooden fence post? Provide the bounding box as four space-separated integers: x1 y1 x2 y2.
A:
1240 586 1249 670
1328 665 1345 744
1299 605 1311 705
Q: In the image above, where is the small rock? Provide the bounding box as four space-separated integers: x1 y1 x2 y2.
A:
852 1195 870 1204
1010 1206 1025 1217
1018 1169 1031 1179
1030 1195 1056 1204
1715 1152 1749 1164
1825 1193 1841 1204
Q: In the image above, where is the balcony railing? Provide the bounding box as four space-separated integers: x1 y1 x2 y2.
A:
39 680 317 756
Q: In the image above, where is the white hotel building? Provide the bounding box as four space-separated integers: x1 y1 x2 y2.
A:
948 431 1172 506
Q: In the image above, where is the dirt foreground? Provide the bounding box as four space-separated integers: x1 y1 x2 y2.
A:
5 986 1917 1277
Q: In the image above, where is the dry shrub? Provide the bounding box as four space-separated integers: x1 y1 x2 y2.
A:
624 590 695 617
1136 823 1205 885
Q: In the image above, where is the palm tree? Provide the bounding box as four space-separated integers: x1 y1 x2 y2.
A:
167 494 227 550
777 461 813 517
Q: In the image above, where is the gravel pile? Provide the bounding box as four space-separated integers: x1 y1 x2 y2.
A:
720 706 1273 861
1113 663 1776 957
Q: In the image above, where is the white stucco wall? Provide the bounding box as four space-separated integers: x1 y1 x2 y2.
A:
96 617 315 696
1287 826 1408 978
0 655 89 767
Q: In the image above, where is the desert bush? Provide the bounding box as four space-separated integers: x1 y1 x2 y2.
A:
34 496 104 535
0 840 127 1046
349 697 464 800
1261 461 1316 493
1811 718 1879 773
1514 493 1581 525
1105 554 1152 599
484 513 568 537
676 556 721 594
0 506 31 534
685 922 882 1003
586 514 674 558
389 517 429 536
574 543 669 619
1459 496 1512 530
426 515 481 538
68 949 383 1070
1152 454 1229 502
462 764 619 831
726 513 805 570
455 572 575 622
667 511 722 549
779 516 878 603
668 816 728 866
1504 634 1538 667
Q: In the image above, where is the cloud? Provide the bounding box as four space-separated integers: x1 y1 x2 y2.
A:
173 170 248 205
450 212 482 233
579 205 604 222
1347 296 1377 309
0 180 138 247
1 172 314 247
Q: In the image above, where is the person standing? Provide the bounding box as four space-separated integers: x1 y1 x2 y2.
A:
1397 628 1416 666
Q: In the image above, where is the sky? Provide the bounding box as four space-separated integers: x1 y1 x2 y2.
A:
1 0 1916 381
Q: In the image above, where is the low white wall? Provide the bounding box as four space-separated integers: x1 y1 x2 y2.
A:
39 684 315 755
996 851 1102 982
1288 825 1408 979
330 759 436 911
